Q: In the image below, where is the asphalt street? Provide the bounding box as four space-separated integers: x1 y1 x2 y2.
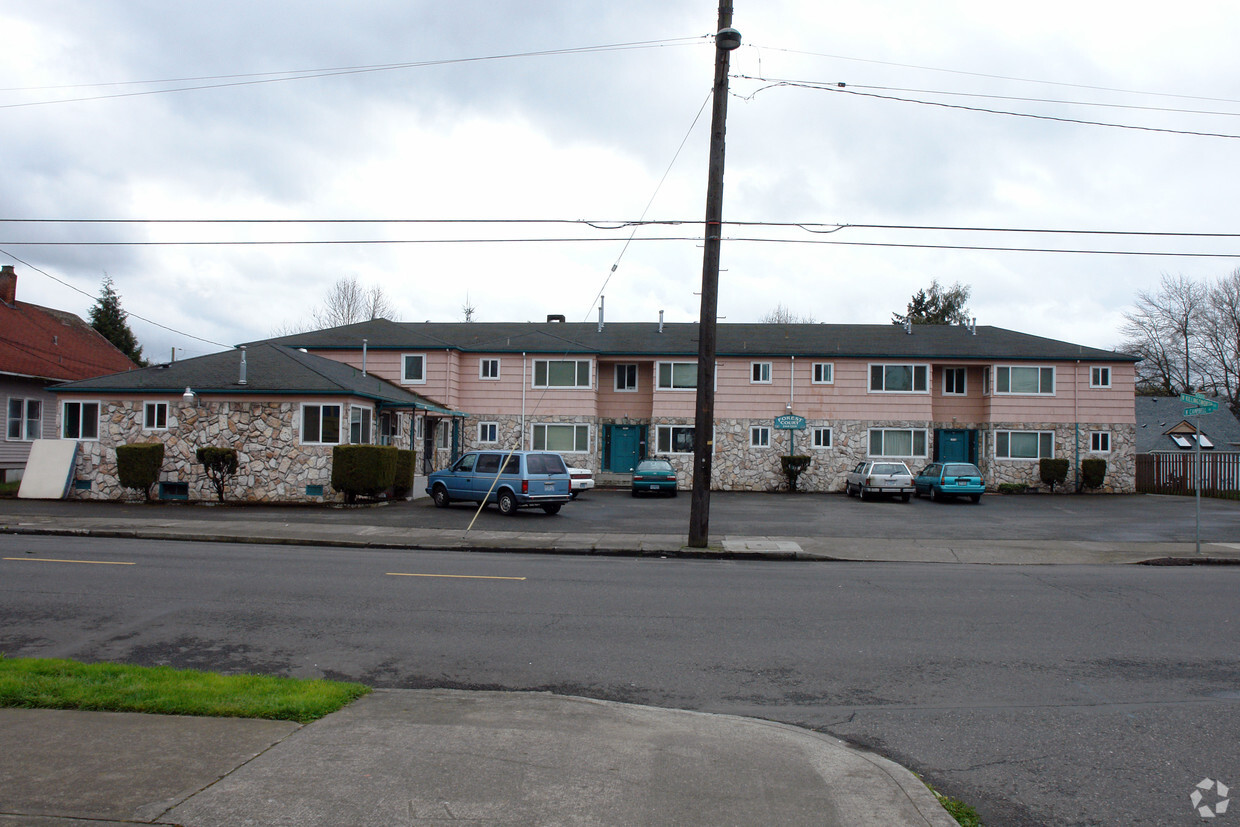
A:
2 530 1237 825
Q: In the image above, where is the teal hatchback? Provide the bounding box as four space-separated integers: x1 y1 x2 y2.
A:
631 459 679 497
914 462 985 503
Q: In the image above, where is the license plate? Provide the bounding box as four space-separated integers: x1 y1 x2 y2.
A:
544 482 554 491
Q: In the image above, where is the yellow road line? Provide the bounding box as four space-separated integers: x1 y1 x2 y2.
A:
3 557 135 566
385 572 526 581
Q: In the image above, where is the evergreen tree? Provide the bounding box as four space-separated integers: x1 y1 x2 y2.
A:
892 279 972 326
89 276 145 364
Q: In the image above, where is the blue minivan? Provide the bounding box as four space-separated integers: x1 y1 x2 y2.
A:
426 450 572 515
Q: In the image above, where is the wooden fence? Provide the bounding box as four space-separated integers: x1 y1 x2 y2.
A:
1136 452 1240 496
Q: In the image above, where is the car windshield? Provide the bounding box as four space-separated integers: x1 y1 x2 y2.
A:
637 460 673 473
944 464 981 476
873 463 909 475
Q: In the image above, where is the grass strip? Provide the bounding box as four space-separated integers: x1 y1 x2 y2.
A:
0 656 369 724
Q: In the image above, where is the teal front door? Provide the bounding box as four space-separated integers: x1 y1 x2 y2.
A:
608 425 641 473
935 429 974 463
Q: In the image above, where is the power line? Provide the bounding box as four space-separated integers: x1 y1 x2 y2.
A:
841 84 1240 119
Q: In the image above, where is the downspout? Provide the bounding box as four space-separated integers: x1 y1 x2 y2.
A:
789 355 795 410
1074 360 1080 492
521 352 527 450
362 339 367 376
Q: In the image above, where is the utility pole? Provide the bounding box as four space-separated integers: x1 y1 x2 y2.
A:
688 4 741 548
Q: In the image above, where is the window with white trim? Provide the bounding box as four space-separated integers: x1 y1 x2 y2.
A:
943 367 967 395
657 361 697 390
435 421 451 450
401 353 426 384
143 401 168 431
750 362 772 384
532 423 589 452
349 406 373 444
61 401 100 440
1090 366 1111 388
7 398 42 441
995 365 1055 395
656 424 696 454
478 421 499 443
533 359 591 389
1090 431 1111 453
868 428 928 458
812 427 833 448
415 416 424 440
479 358 500 380
869 364 929 393
996 430 1054 459
750 426 770 447
302 404 342 445
615 363 638 392
812 362 834 384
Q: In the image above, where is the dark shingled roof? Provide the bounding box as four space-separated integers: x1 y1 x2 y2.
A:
256 319 1137 362
52 343 459 413
1135 396 1240 453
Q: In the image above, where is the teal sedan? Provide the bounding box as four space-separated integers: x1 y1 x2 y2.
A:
914 462 985 503
631 459 679 497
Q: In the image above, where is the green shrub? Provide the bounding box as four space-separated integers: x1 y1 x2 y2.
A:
779 455 811 493
332 445 398 503
116 443 164 501
196 446 239 503
392 449 416 499
1081 458 1107 490
998 482 1028 494
1039 457 1070 493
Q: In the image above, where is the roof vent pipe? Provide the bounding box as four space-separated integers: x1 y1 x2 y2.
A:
659 310 664 333
903 321 912 335
970 317 977 335
598 296 605 332
362 338 368 376
238 346 247 385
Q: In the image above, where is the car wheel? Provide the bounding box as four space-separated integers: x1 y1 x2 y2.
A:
497 491 518 515
542 503 561 515
858 486 868 501
569 491 578 500
432 485 451 508
900 493 911 503
970 494 982 504
669 488 678 497
845 483 855 497
930 487 939 502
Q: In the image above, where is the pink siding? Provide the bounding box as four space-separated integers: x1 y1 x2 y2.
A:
597 360 654 419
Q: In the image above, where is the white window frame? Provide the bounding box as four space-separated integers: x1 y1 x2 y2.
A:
995 430 1055 460
401 353 427 385
868 363 930 393
868 428 929 458
301 403 343 445
1090 431 1111 453
995 365 1055 396
811 362 834 385
656 361 698 391
60 400 100 440
943 367 967 396
812 426 833 449
750 426 771 447
532 422 590 453
750 362 772 384
656 424 698 454
415 416 424 440
1090 366 1111 388
479 358 500 380
349 405 373 445
478 421 499 444
615 363 638 392
533 359 591 389
435 421 451 450
143 401 168 431
7 398 42 441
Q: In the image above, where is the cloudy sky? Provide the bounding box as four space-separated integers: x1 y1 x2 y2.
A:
4 1 1239 361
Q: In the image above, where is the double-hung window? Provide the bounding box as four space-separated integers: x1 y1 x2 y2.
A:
61 401 99 440
869 364 929 393
7 398 42 441
750 426 770 447
615 364 638 392
302 404 342 445
401 353 426 384
869 428 928 458
656 361 697 390
995 365 1055 395
479 358 500 380
533 359 591 389
996 430 1054 459
812 427 833 449
943 367 967 395
656 424 696 454
143 401 168 431
1090 366 1111 388
750 362 772 384
478 421 499 443
812 362 834 384
349 406 373 444
532 423 589 452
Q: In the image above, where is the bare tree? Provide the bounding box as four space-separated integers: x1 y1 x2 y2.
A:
461 293 477 322
760 303 817 324
1197 268 1240 411
1120 274 1207 395
312 275 394 328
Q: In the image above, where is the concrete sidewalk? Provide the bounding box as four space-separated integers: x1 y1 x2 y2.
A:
0 689 957 826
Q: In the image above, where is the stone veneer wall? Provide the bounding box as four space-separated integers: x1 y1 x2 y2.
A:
69 400 415 503
987 422 1136 493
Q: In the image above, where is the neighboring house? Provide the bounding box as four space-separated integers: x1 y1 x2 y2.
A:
1 265 138 482
1134 395 1240 495
51 343 460 502
264 317 1140 493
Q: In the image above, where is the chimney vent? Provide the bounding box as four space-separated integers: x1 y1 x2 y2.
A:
598 296 605 332
659 310 664 333
546 314 566 323
238 346 248 385
0 265 15 306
